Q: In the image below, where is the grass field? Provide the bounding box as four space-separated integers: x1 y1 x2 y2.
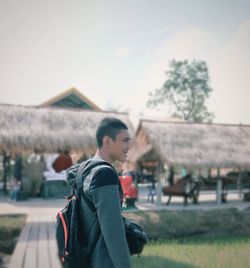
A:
1 208 250 268
131 238 250 268
126 208 250 268
0 214 26 268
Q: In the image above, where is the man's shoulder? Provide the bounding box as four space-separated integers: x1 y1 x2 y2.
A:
89 164 119 191
93 163 115 173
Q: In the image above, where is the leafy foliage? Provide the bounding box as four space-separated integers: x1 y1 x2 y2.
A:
147 60 214 123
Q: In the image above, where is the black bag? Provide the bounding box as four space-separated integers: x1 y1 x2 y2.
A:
56 160 111 268
56 194 93 268
123 217 148 256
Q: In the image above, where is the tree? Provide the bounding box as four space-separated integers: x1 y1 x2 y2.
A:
147 59 214 123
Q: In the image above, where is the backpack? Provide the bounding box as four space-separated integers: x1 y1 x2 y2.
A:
55 160 112 268
123 217 148 256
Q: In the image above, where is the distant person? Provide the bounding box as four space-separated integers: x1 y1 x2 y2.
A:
147 173 156 203
9 177 21 202
52 150 73 173
9 150 23 201
13 150 22 189
2 150 11 192
22 150 46 197
123 170 136 182
167 166 175 186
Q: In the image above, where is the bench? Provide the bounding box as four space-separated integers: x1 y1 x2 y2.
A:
226 171 250 201
199 177 228 203
162 177 199 206
199 175 250 203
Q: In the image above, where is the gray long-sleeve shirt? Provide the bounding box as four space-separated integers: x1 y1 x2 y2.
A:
79 164 131 268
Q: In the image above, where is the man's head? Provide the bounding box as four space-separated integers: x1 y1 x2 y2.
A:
96 117 130 162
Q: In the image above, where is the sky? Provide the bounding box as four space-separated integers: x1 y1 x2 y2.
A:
0 0 250 124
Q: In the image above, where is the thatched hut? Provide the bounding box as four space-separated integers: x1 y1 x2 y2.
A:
128 119 250 169
0 103 134 197
0 103 134 153
127 119 250 204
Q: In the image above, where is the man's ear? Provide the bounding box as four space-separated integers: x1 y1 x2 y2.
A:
103 136 112 148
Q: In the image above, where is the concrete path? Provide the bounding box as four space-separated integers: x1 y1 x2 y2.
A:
0 195 66 216
136 186 250 211
1 188 249 216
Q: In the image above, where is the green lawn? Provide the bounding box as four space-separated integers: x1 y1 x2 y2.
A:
125 208 250 268
1 208 250 268
132 238 250 268
0 214 26 268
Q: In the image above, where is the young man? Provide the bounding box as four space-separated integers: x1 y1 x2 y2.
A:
67 117 131 268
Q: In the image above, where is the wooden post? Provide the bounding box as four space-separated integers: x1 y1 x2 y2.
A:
155 163 162 206
2 150 11 193
216 168 222 205
238 168 243 199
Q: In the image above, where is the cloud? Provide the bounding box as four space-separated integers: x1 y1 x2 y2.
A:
151 25 170 36
207 20 250 124
124 21 250 124
114 47 130 57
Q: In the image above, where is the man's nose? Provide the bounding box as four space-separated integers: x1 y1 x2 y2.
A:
127 141 131 150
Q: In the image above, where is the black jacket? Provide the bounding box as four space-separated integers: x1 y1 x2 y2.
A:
67 158 131 268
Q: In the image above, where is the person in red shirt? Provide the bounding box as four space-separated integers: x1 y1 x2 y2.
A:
52 150 73 173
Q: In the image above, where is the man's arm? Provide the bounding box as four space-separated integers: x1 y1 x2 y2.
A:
89 168 131 268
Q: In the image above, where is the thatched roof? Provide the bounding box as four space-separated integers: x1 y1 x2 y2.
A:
0 104 134 153
128 119 250 169
40 87 102 111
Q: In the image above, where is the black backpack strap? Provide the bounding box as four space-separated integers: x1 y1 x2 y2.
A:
75 159 113 255
76 160 95 212
75 159 114 211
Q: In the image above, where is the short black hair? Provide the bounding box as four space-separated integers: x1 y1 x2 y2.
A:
96 117 128 148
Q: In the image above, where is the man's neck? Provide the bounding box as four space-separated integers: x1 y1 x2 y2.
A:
95 150 112 164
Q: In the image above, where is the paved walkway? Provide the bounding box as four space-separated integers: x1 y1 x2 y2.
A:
0 196 66 216
1 190 250 268
0 195 64 268
137 190 250 211
1 189 249 216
